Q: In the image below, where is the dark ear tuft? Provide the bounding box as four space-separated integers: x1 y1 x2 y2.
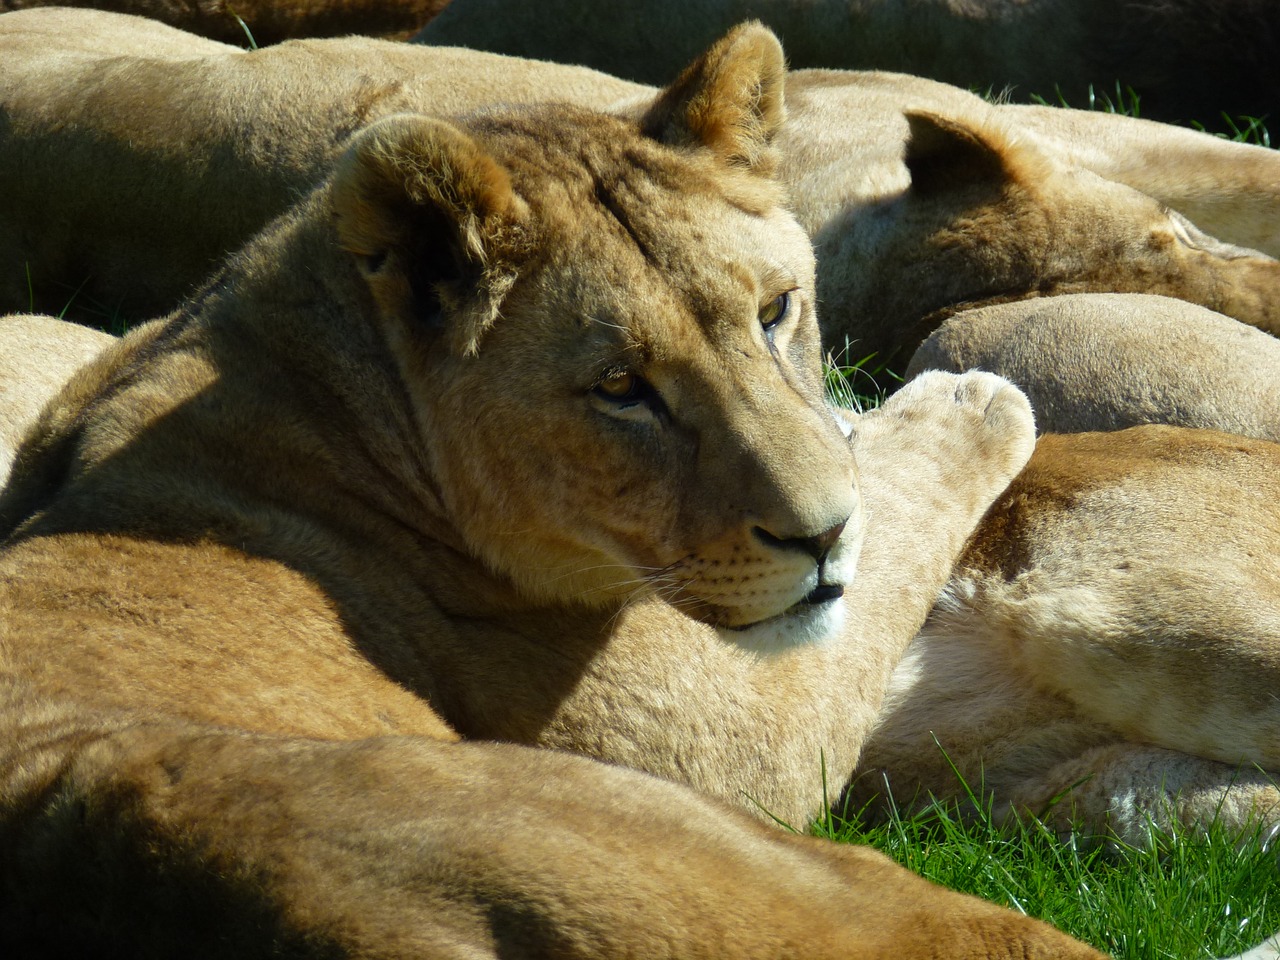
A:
903 111 1013 196
331 114 524 354
642 21 787 174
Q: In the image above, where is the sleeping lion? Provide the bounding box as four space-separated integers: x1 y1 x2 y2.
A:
0 0 449 43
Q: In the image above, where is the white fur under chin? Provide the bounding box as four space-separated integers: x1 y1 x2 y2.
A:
709 412 863 656
719 595 848 656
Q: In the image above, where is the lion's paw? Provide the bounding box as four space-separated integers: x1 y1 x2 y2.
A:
850 371 1036 507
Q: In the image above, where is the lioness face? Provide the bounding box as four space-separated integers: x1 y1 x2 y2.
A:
335 101 860 650
435 117 860 646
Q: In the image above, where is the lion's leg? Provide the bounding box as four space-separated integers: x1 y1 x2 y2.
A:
780 371 1035 803
1011 743 1280 847
909 294 1280 759
836 368 1036 685
906 293 1280 442
844 603 1117 827
849 614 1280 843
536 371 1036 827
0 697 1102 958
860 328 1280 838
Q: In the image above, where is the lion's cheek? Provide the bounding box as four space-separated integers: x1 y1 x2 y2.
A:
424 432 691 603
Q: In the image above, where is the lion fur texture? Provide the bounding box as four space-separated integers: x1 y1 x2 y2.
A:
8 293 1280 849
823 294 1280 843
0 314 114 483
1 10 1277 849
910 294 1280 441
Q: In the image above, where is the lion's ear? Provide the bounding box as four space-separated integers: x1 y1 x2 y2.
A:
640 21 787 174
331 114 524 356
902 111 1014 197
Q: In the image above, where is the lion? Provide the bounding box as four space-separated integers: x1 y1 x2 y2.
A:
0 23 1108 956
4 9 1279 367
0 0 450 43
5 306 1280 865
1 31 1277 941
778 72 1280 366
414 0 1278 126
0 7 644 321
1003 105 1280 260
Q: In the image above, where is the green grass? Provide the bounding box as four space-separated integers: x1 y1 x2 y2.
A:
226 7 260 51
811 788 1279 959
1197 114 1272 150
1029 82 1146 119
1026 83 1272 147
753 745 1280 959
823 339 902 411
24 263 133 336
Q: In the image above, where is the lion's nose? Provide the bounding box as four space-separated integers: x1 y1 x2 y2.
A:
753 519 847 562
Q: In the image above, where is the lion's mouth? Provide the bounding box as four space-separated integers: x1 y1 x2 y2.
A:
803 583 844 605
723 580 845 634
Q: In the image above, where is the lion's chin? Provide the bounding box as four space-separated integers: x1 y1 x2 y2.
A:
717 594 847 656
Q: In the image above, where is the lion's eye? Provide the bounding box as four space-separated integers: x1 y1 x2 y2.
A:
594 371 646 402
758 292 791 331
592 370 667 419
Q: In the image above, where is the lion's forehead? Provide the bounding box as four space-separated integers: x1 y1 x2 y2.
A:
544 161 779 261
481 107 786 242
517 205 797 343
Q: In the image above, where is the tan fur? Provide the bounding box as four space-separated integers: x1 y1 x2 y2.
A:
0 0 450 43
1234 934 1280 960
0 29 1091 955
908 293 1280 440
851 425 1280 846
0 315 114 484
1 13 1275 849
4 9 1279 368
0 8 648 320
414 0 1278 125
10 296 1278 854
